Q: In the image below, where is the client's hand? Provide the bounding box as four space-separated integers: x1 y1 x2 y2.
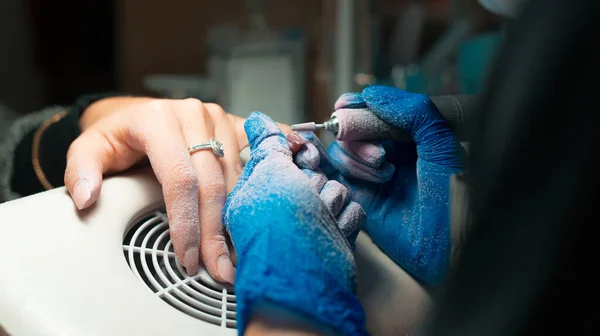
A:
224 112 367 336
65 97 281 283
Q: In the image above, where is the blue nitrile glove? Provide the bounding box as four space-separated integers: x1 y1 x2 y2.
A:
299 85 466 286
223 112 368 336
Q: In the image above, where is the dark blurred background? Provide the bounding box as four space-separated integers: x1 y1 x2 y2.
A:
0 0 500 125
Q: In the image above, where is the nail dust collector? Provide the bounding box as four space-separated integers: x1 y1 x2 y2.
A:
0 169 430 335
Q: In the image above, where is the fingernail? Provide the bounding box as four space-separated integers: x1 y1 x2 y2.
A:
218 255 236 284
286 132 306 154
183 248 199 276
72 179 92 210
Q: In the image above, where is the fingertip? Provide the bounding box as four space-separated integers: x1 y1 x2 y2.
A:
164 182 201 278
338 140 386 168
328 142 395 183
64 130 119 210
296 131 338 177
198 217 234 284
294 142 320 170
183 247 200 276
334 92 366 110
202 247 235 284
244 112 287 152
71 179 94 210
337 201 366 241
217 255 236 284
65 158 103 210
320 180 350 217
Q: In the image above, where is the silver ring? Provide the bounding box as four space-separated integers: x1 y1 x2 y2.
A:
188 138 224 158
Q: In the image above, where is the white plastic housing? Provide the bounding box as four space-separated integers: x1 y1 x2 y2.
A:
0 170 429 336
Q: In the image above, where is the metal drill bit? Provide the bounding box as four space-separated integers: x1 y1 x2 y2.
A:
291 116 339 134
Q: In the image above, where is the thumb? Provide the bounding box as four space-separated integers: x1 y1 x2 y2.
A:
64 127 142 210
328 141 395 183
362 85 465 167
244 112 291 158
334 92 366 110
361 85 429 136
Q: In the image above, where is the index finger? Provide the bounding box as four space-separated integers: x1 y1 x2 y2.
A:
228 113 291 151
128 101 201 275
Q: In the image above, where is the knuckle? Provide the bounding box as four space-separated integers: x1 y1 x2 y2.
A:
169 161 198 187
204 103 227 121
139 100 174 127
146 99 172 116
180 98 205 111
178 98 211 126
200 183 227 201
204 233 227 245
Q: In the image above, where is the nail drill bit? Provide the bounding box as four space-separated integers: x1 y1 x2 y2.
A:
291 117 339 135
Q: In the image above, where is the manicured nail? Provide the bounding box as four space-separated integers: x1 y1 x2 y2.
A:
183 248 199 276
72 179 92 210
218 255 236 284
286 132 307 154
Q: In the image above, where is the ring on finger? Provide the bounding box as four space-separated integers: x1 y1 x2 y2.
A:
188 138 225 158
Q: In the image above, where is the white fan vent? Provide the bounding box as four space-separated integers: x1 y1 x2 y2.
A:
123 210 236 329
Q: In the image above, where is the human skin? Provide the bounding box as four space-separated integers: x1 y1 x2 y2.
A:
73 98 347 335
70 97 291 284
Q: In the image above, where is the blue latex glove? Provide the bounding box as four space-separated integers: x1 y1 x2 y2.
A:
299 85 466 286
223 112 367 336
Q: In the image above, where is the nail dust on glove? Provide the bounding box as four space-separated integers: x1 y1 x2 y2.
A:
326 85 466 286
223 112 368 336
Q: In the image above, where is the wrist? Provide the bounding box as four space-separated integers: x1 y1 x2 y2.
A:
10 107 79 195
80 96 148 130
246 301 338 336
234 268 366 336
10 93 129 196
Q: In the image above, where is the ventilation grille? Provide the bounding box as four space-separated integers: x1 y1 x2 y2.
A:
123 210 236 329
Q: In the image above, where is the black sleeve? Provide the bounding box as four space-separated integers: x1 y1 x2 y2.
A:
427 0 599 335
11 93 128 196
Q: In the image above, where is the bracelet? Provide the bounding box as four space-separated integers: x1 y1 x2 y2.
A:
32 110 68 190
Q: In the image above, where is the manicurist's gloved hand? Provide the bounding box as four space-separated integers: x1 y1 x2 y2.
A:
302 85 466 286
223 112 367 336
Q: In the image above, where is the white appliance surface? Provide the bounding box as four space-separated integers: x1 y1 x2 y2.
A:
226 54 300 126
0 169 429 336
